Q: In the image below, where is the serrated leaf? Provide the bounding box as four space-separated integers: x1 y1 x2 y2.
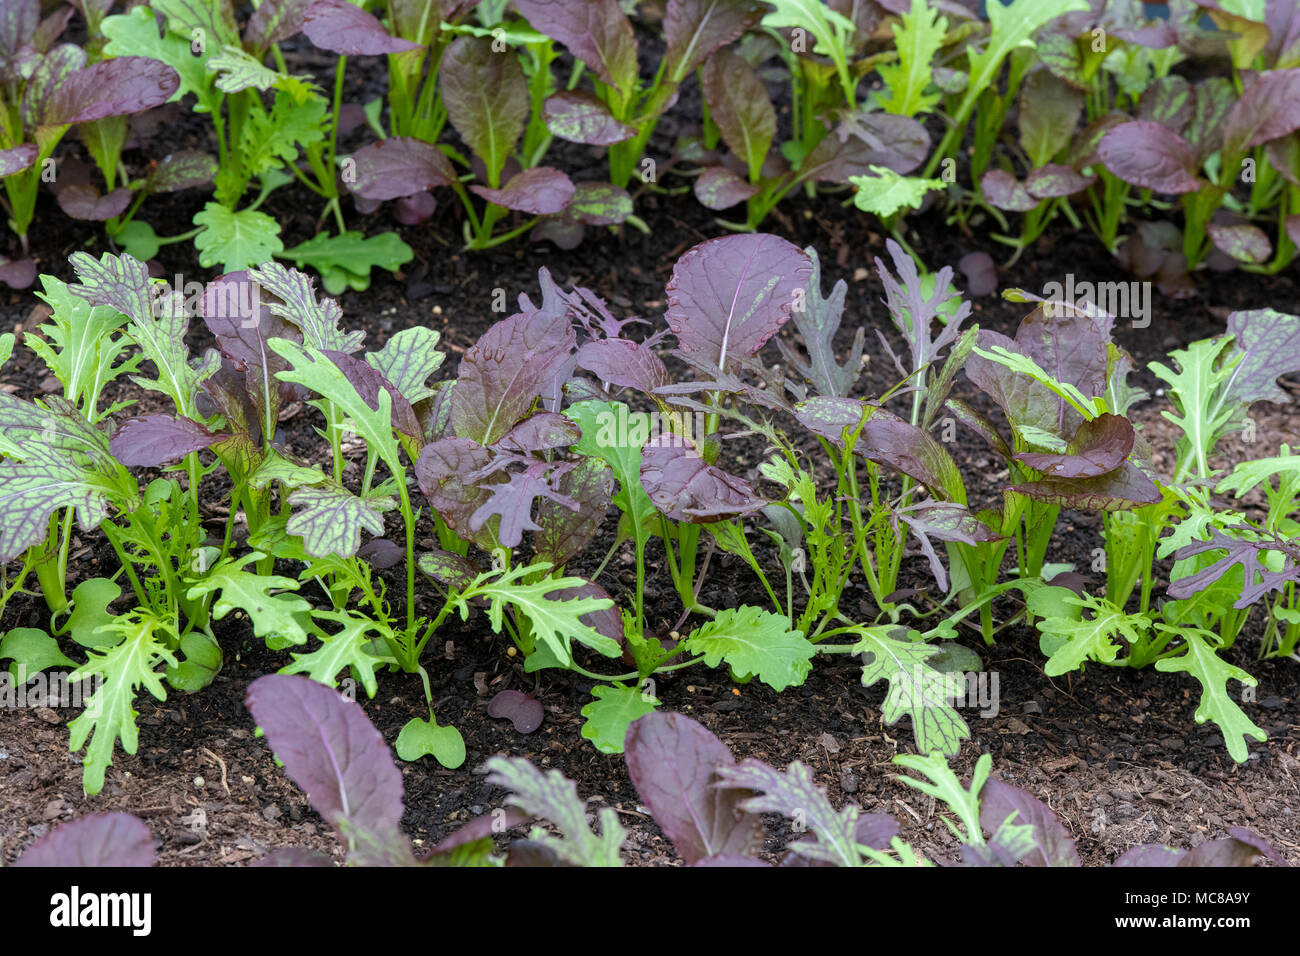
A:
279 609 394 698
683 606 813 691
193 203 284 272
68 611 177 795
877 0 946 116
186 552 313 650
1036 594 1150 675
279 230 414 285
485 755 626 866
101 7 215 111
851 626 970 756
851 165 946 216
580 683 659 754
714 758 862 867
248 261 363 354
1154 629 1266 763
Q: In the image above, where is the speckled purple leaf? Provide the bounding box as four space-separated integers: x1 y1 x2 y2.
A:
543 90 636 145
639 435 765 522
449 309 576 445
1098 121 1204 193
1024 164 1095 199
39 56 179 126
470 166 575 215
145 150 217 194
1207 222 1272 264
0 142 37 176
415 438 494 541
534 456 613 567
515 0 637 91
981 169 1037 211
694 164 758 210
575 338 670 394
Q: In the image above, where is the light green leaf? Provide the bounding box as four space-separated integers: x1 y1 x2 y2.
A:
193 203 285 272
396 711 466 768
59 577 124 649
165 630 222 692
67 610 178 795
30 274 140 421
851 166 948 217
270 338 404 475
279 609 394 698
112 220 161 262
580 683 659 754
456 564 620 669
279 231 414 290
851 625 971 756
1036 594 1150 675
567 400 658 538
877 0 947 116
1154 628 1266 763
894 751 991 844
186 552 313 650
0 627 74 678
682 606 814 691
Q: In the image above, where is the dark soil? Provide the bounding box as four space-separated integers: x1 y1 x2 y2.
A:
2 34 1299 868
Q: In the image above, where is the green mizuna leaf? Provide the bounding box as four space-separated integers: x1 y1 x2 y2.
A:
364 326 445 406
485 756 627 866
452 563 620 669
279 609 394 698
186 552 314 650
1036 594 1151 675
877 0 947 117
851 166 947 217
681 606 814 691
1149 336 1244 481
567 400 658 537
1154 628 1266 763
67 610 178 795
30 275 140 421
580 683 660 754
286 484 391 559
851 626 971 756
270 338 404 474
193 203 285 272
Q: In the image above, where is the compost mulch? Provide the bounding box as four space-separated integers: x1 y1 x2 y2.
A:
2 48 1299 866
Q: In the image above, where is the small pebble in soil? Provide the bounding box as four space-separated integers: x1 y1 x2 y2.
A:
263 805 281 821
193 776 204 788
1023 701 1042 714
840 772 859 794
